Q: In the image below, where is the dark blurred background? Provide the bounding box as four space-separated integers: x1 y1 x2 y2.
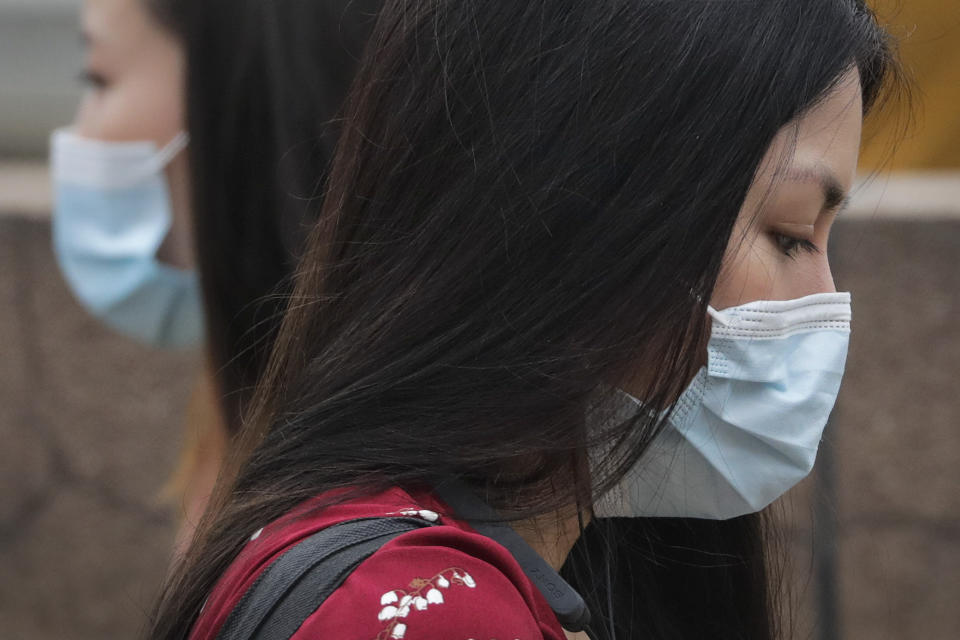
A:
1 1 957 638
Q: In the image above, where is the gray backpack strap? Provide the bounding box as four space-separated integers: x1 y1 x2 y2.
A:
216 517 433 640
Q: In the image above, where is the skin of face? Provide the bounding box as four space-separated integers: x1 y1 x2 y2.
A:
712 68 863 309
619 68 863 398
75 0 193 268
526 73 865 633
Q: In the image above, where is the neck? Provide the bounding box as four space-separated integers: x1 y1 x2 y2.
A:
511 505 590 572
513 508 593 640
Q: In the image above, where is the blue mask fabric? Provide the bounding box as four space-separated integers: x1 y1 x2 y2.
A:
593 292 851 520
50 128 203 349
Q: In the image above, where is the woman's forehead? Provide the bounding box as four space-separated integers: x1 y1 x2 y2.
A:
789 70 864 185
750 70 864 200
82 0 155 55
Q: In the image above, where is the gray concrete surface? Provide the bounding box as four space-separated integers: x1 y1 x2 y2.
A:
0 214 957 639
0 1 82 157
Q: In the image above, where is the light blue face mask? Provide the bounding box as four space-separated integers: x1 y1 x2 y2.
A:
50 128 204 349
594 292 851 520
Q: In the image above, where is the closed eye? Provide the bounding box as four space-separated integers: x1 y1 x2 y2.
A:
773 232 820 258
78 69 109 90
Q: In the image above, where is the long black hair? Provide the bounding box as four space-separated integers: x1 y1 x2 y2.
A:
150 1 900 638
146 0 383 428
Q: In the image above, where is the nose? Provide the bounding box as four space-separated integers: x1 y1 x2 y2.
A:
793 254 836 299
815 256 837 294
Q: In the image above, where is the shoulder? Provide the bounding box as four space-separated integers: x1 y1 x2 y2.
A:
293 524 563 640
190 488 566 640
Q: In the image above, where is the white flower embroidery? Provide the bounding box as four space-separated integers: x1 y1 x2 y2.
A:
452 571 477 588
386 507 441 522
378 606 398 622
375 568 478 640
396 595 413 618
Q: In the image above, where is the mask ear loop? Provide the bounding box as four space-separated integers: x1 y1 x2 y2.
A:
150 131 191 172
706 305 731 326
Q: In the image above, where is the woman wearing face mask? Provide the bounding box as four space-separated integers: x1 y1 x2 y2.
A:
150 1 904 639
49 0 379 549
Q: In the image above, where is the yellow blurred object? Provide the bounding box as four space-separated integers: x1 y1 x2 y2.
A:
160 366 228 557
861 0 960 170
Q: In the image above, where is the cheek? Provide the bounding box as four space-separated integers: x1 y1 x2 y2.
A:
712 231 778 309
130 70 185 140
72 57 184 145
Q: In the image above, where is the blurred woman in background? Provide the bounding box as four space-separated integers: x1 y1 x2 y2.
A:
49 0 380 552
150 1 904 639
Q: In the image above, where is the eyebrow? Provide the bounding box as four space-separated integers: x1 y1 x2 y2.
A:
784 163 851 213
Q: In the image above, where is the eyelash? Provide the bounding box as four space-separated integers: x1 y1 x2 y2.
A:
773 233 820 258
78 70 108 90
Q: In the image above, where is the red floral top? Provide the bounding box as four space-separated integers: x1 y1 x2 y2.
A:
189 487 568 640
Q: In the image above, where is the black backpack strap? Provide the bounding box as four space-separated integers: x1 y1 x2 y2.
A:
215 517 434 640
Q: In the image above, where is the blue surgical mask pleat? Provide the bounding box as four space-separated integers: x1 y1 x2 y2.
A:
594 292 851 520
49 128 203 349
